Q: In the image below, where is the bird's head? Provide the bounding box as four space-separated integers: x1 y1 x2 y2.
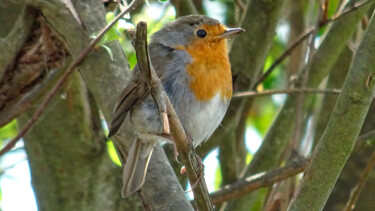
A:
150 15 244 50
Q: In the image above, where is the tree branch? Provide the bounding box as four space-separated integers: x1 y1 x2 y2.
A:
0 7 36 74
233 88 340 98
313 46 353 146
134 21 213 211
353 130 375 152
223 0 286 209
170 0 198 17
0 68 65 127
0 0 140 157
344 149 375 211
210 159 308 205
252 0 372 89
288 9 375 211
245 0 373 179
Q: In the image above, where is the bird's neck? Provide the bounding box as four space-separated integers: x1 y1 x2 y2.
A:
184 39 232 101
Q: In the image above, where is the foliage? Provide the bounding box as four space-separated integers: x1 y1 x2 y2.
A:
0 121 17 144
0 0 374 210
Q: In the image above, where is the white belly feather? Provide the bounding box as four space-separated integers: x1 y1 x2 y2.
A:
178 93 230 147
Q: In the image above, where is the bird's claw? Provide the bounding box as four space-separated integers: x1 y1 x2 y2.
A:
184 154 205 192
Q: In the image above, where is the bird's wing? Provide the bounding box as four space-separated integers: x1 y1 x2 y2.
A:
108 42 178 137
121 138 155 197
108 66 149 137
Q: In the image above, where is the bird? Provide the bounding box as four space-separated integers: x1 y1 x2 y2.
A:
108 15 244 198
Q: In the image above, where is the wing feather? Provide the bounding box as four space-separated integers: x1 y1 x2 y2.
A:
108 67 150 137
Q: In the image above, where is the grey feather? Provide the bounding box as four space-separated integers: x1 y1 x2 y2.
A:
122 138 155 197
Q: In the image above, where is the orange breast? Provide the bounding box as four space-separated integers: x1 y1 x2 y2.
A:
183 37 232 101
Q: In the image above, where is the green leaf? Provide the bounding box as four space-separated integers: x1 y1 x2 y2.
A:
101 44 114 61
214 164 222 190
246 152 253 164
107 140 121 166
102 28 122 44
92 12 125 48
105 12 116 23
0 120 18 144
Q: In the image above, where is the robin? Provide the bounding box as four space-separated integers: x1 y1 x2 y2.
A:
108 15 244 197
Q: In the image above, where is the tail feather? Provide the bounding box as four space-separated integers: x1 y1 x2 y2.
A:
122 138 155 198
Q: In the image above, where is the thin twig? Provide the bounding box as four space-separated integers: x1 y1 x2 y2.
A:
135 22 213 211
344 150 375 211
251 29 312 90
331 0 370 20
136 190 152 211
291 0 321 163
322 0 329 23
353 130 375 152
233 88 340 98
234 0 245 11
0 0 141 157
210 159 308 205
251 0 371 90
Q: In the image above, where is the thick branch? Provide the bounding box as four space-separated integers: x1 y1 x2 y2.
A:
170 0 198 16
223 0 286 209
0 6 35 72
252 0 372 89
0 68 65 127
288 10 375 211
0 0 139 156
230 2 374 210
246 0 374 177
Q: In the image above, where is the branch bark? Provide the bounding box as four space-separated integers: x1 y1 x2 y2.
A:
313 46 353 145
246 0 373 177
221 0 287 209
19 72 139 210
0 0 139 156
0 6 34 71
288 10 375 211
229 1 373 210
211 159 308 205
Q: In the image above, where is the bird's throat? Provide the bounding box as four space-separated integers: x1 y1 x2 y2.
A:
184 39 232 101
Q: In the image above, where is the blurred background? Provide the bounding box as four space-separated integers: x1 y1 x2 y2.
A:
0 0 374 210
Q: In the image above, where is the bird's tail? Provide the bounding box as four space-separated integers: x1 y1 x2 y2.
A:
121 138 155 198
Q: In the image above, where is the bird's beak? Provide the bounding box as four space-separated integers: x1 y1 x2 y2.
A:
216 27 245 39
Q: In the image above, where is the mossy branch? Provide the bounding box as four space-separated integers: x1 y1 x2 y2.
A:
288 10 375 211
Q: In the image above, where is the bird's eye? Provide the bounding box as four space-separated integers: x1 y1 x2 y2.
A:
196 29 207 38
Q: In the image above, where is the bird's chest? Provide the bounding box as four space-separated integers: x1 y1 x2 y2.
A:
176 93 230 146
160 42 233 145
185 41 232 101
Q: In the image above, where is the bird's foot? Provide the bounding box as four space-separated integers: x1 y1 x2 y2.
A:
183 154 205 192
190 154 205 190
